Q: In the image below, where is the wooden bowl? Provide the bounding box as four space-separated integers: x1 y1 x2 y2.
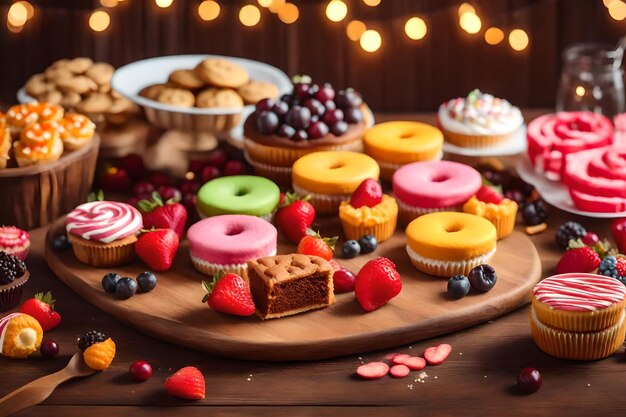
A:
0 135 100 230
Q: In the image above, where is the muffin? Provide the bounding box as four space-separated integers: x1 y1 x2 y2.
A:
0 313 43 358
0 226 31 261
438 90 523 148
65 201 143 267
0 251 29 313
12 122 64 167
463 193 518 240
56 113 96 150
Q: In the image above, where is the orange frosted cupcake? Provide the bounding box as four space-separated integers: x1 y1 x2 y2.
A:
56 113 95 151
65 201 143 267
339 179 398 242
462 186 518 240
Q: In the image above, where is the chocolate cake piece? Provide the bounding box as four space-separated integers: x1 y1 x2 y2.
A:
247 254 335 320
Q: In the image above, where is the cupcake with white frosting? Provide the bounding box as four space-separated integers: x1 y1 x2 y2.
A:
438 89 523 149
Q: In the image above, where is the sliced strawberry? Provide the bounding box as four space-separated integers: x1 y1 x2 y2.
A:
424 344 452 365
404 356 427 371
202 271 255 316
389 364 410 378
19 292 61 331
391 354 411 365
555 246 601 275
356 362 389 380
354 257 402 312
135 229 179 271
164 366 205 400
350 179 383 208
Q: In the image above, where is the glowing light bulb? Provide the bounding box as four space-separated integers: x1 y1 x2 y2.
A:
459 12 481 34
16 1 35 20
404 17 427 40
509 28 529 51
239 5 261 27
278 3 299 24
7 2 28 27
363 0 381 6
458 3 475 16
89 10 111 32
198 0 220 21
484 27 504 45
326 0 347 23
360 29 381 53
604 0 619 7
155 0 174 8
609 0 626 20
346 20 366 41
576 86 586 97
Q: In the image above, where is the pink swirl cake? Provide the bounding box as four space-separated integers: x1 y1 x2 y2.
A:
65 201 143 267
527 112 614 180
187 214 277 279
562 145 626 213
0 227 30 261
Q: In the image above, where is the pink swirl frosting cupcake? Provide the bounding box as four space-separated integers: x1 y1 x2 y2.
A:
527 112 614 180
0 227 30 261
65 201 143 244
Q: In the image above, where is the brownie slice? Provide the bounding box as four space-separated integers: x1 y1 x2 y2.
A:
247 254 335 320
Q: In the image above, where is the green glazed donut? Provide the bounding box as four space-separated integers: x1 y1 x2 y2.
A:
197 175 280 218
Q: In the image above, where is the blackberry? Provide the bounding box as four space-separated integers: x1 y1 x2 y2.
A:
556 221 586 249
78 330 107 351
0 251 26 285
598 256 619 279
522 201 548 226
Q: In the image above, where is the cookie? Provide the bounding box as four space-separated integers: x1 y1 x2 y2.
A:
35 89 63 105
156 88 195 108
86 62 115 85
106 98 139 125
25 74 51 97
67 57 94 74
51 58 71 69
44 66 74 82
59 91 82 109
237 80 279 105
98 83 112 94
196 88 244 109
76 93 113 114
56 76 98 95
168 69 205 90
194 59 249 89
139 83 171 100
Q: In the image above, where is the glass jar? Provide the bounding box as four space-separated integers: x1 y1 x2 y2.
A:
556 43 625 118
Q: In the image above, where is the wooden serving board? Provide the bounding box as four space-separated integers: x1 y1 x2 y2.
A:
45 217 541 361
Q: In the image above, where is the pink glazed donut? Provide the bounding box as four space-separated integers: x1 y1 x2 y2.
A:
187 214 277 278
392 161 482 224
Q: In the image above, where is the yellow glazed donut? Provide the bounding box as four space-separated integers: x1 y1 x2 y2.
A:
364 121 443 180
405 212 497 277
292 151 380 214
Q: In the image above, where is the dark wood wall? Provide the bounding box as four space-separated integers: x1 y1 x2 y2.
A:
0 0 624 112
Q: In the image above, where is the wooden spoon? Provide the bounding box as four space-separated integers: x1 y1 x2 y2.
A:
0 352 96 417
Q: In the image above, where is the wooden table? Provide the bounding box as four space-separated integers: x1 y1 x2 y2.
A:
2 111 626 417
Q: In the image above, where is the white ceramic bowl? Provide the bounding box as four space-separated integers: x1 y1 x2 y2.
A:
110 54 292 134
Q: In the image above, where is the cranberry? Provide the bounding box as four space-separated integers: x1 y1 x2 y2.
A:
182 193 198 212
133 181 155 197
330 120 349 136
118 153 145 180
310 115 319 123
307 121 329 139
201 165 221 183
40 340 59 358
336 88 363 109
149 171 171 187
314 83 336 102
205 149 228 169
276 124 296 139
322 108 344 125
126 197 141 208
255 98 275 112
101 166 132 193
307 83 320 97
303 98 326 117
344 107 364 124
582 232 600 246
188 160 206 175
129 360 153 382
224 160 247 176
293 130 308 141
333 269 356 293
255 111 280 134
285 106 311 130
323 100 337 111
180 180 200 195
157 185 182 202
517 368 542 394
271 101 289 118
280 93 298 106
504 190 524 205
294 83 310 98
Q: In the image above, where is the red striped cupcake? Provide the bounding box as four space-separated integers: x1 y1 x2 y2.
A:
0 227 30 261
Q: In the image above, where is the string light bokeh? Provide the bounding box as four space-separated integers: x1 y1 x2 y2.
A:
89 9 111 32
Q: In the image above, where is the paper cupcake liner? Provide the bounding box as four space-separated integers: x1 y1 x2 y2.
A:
530 307 626 360
0 274 28 313
475 207 518 240
395 197 461 225
441 127 512 149
292 183 348 215
406 244 496 277
68 234 137 268
0 243 30 261
341 215 397 243
244 138 362 166
531 295 625 332
375 152 444 181
244 151 292 186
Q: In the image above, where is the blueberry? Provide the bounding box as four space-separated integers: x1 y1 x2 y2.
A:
358 235 378 254
101 272 121 293
136 271 157 293
447 275 471 299
468 264 497 292
115 277 138 300
52 234 71 251
342 240 361 259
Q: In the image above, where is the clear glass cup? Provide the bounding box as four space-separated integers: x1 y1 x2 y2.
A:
556 43 625 118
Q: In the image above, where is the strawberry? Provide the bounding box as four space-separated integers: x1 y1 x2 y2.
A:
274 193 315 244
138 191 188 239
617 257 626 277
555 246 601 275
349 178 382 208
297 232 337 261
19 292 61 331
354 257 402 312
164 366 205 400
202 271 255 316
136 229 179 271
475 184 503 204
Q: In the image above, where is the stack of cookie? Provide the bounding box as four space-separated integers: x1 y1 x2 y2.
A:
139 58 279 110
24 57 140 126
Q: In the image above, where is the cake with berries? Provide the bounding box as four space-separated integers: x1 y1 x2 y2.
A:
339 179 398 242
0 226 30 261
0 251 29 312
78 330 116 370
462 185 518 240
530 273 626 360
0 312 43 358
247 254 335 319
438 90 523 149
243 78 368 185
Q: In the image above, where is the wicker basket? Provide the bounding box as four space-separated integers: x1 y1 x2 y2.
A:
0 135 100 230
